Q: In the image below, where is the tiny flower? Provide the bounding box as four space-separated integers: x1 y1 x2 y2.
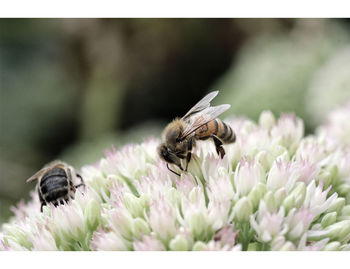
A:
234 158 265 196
297 233 329 251
201 152 231 181
147 197 177 243
192 241 207 251
133 217 151 240
28 229 58 251
292 159 320 185
212 224 238 248
304 180 337 216
326 149 350 184
279 241 296 251
179 187 226 241
107 207 134 241
49 202 89 248
1 223 33 250
295 138 331 164
267 160 298 192
259 110 276 130
317 101 350 146
285 208 316 240
250 203 286 242
238 127 271 157
175 173 198 197
123 193 148 219
247 182 267 210
282 182 306 212
91 230 128 251
84 198 102 231
169 234 189 251
134 162 175 199
273 187 288 208
256 150 274 171
0 237 28 251
271 113 304 151
263 191 277 212
206 173 235 206
103 143 151 180
133 234 166 251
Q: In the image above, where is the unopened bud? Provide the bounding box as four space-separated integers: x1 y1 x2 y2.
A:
133 218 151 240
259 110 276 130
263 191 276 212
327 220 350 242
273 188 287 207
192 241 207 251
323 241 341 251
337 184 350 197
256 151 274 171
317 171 333 188
280 241 295 251
123 193 147 218
341 205 350 217
84 199 101 231
325 198 345 215
248 183 267 210
234 197 253 222
321 212 337 228
282 195 295 213
169 235 189 251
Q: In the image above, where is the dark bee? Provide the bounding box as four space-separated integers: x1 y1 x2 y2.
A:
26 161 85 212
158 90 236 176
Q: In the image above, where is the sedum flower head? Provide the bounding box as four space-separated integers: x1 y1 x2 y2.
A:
1 103 350 251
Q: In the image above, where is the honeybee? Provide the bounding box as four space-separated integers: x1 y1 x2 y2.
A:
26 161 85 212
158 90 236 176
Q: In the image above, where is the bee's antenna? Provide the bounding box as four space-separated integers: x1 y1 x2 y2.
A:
166 164 181 177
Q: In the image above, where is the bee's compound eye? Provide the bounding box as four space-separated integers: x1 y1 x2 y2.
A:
162 146 169 156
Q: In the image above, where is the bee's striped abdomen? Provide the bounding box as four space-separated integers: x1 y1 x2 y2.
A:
195 118 235 144
40 167 71 204
215 119 236 144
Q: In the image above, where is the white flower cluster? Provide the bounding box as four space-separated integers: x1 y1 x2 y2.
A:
1 105 350 251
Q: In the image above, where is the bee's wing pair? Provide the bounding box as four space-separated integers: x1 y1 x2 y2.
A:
26 160 66 183
180 90 230 140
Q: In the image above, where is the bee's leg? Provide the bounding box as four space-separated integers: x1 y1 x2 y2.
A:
185 137 194 171
185 153 191 171
212 135 225 158
40 202 46 212
39 191 46 212
167 163 181 176
75 173 85 189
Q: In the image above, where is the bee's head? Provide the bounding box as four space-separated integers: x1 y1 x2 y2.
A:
158 143 184 164
158 143 175 163
157 143 184 176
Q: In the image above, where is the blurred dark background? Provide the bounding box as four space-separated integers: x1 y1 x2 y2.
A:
1 19 350 224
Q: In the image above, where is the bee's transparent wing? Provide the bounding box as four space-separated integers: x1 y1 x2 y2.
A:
46 160 65 168
26 160 65 183
180 104 230 140
26 168 48 183
182 91 219 120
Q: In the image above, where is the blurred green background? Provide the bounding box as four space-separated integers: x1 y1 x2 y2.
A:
1 19 350 224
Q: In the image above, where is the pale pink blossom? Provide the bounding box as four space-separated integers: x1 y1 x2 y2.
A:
133 234 166 251
234 158 265 196
147 197 177 243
